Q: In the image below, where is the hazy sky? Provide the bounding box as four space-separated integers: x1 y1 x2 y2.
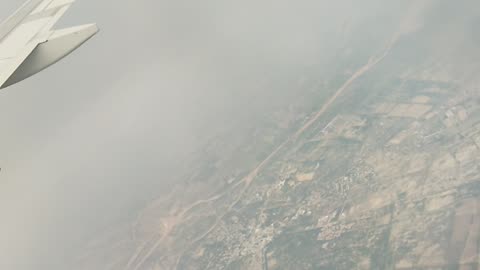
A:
0 1 461 269
0 1 213 268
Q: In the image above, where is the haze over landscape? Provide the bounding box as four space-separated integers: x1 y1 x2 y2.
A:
1 1 480 269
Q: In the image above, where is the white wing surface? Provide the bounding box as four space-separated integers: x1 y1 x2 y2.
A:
0 0 98 89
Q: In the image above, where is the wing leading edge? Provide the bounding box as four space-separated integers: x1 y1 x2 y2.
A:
0 0 98 89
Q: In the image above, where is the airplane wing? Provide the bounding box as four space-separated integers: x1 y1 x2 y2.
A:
0 0 98 89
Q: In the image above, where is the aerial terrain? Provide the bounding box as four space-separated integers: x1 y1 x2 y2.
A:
72 1 480 269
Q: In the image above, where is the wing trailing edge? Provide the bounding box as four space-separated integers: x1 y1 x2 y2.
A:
1 24 98 88
0 0 98 89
